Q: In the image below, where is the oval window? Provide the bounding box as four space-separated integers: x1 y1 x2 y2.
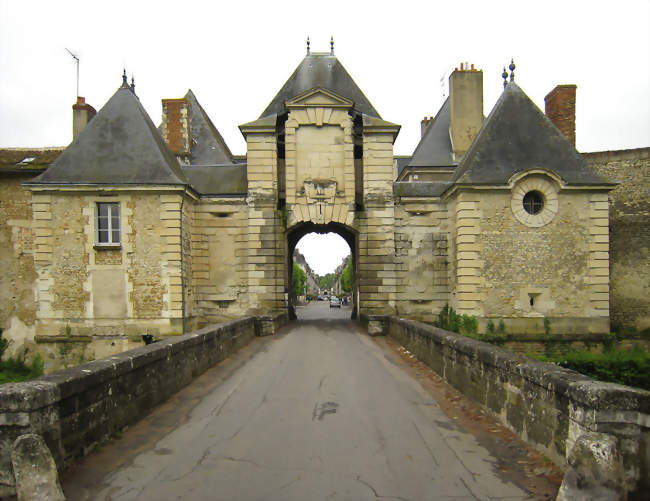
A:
522 191 544 215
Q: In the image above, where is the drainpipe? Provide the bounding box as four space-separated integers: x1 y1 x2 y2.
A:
180 193 186 335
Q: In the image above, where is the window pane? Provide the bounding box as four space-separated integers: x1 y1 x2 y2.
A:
112 229 120 243
98 229 109 243
111 215 120 230
97 215 109 231
98 204 109 218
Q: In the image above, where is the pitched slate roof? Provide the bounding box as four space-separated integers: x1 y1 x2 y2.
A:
260 53 380 119
185 90 234 165
28 81 187 186
453 82 612 186
182 164 247 196
0 148 64 173
408 97 456 168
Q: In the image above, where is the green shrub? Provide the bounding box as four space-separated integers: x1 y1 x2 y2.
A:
533 347 650 391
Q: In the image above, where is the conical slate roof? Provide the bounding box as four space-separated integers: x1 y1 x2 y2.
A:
29 80 187 186
408 97 455 168
260 53 380 119
453 82 611 186
185 90 234 165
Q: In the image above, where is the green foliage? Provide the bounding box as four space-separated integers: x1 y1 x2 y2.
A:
462 315 478 336
340 259 353 293
434 304 478 337
292 262 307 296
497 319 506 335
0 329 9 360
543 317 551 336
318 273 336 291
533 346 650 391
0 329 45 384
487 319 495 335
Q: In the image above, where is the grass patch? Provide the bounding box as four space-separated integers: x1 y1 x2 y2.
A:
0 329 44 384
0 355 44 384
531 347 650 391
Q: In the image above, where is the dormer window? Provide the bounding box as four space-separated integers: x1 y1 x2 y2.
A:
96 202 121 247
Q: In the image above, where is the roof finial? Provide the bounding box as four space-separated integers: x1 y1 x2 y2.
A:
306 36 310 55
509 58 516 82
502 67 508 89
130 75 135 93
122 68 128 87
330 36 334 55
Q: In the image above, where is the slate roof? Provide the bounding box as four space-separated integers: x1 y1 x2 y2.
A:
28 81 187 186
0 148 64 173
395 156 412 178
182 164 247 196
393 181 451 198
260 53 381 119
185 90 234 165
452 82 613 186
408 97 456 168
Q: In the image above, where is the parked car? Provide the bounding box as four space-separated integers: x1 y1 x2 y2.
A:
329 297 341 308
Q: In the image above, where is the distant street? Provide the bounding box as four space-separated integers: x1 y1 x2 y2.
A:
62 302 535 501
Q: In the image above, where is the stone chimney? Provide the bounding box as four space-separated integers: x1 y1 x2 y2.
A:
449 63 483 159
421 117 433 137
161 98 192 161
72 97 96 140
545 85 576 146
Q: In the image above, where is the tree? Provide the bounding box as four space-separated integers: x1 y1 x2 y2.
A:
340 259 353 292
292 262 307 296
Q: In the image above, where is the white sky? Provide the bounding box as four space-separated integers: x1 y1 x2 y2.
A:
1 0 648 273
296 234 350 276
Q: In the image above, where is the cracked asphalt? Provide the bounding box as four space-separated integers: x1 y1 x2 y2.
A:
61 303 547 500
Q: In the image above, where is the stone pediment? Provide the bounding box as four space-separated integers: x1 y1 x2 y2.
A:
286 88 353 110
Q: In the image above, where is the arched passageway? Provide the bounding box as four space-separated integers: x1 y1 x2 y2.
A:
286 221 358 320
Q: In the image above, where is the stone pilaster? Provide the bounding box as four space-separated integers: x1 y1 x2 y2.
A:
587 193 610 319
453 191 484 316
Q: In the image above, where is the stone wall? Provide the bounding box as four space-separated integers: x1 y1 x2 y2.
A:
27 190 189 371
452 184 610 334
584 148 650 331
385 316 650 500
394 198 449 322
0 175 37 358
191 197 248 324
0 316 286 500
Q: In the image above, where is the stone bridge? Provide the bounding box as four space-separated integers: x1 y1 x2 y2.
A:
1 304 648 500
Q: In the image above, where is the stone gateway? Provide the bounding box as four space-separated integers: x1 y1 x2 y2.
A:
0 49 648 370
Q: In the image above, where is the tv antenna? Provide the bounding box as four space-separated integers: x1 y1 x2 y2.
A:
65 48 80 96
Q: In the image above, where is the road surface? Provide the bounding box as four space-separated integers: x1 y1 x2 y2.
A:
62 302 539 500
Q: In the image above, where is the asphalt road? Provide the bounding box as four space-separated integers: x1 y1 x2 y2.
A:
61 302 534 501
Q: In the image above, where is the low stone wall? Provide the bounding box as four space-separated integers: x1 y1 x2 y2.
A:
0 316 281 500
386 316 650 500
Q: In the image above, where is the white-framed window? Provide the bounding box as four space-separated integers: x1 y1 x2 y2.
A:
95 202 121 246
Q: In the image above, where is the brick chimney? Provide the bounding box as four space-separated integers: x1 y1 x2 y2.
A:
545 85 576 146
72 97 96 140
449 63 483 159
162 98 192 161
421 116 433 137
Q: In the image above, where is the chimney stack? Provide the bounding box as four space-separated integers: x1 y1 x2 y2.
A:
421 116 433 137
545 85 576 146
161 98 192 162
72 96 96 140
449 64 483 159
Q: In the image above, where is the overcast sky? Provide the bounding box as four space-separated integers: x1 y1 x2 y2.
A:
1 0 648 274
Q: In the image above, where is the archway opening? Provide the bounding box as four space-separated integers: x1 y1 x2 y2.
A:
286 221 358 320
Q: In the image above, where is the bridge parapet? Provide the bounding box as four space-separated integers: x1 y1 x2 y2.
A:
384 316 650 500
0 315 285 499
